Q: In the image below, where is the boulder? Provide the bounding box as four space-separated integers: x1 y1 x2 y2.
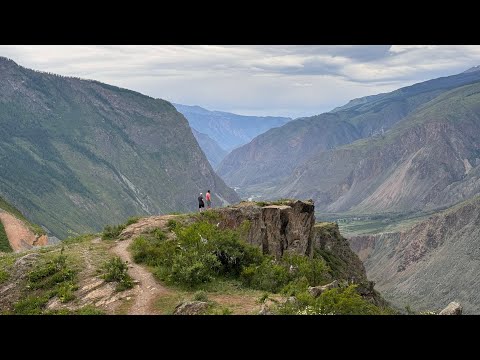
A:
173 301 209 315
439 302 462 315
308 280 339 298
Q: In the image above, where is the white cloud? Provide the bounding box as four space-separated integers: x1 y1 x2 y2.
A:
1 45 480 118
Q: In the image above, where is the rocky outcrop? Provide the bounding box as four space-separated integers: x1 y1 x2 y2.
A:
439 302 462 315
173 301 209 315
216 200 315 258
308 280 339 298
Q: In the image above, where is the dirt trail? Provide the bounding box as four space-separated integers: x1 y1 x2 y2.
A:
111 215 177 315
0 211 44 251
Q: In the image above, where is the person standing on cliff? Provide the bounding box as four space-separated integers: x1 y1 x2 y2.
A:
198 193 205 212
206 190 212 209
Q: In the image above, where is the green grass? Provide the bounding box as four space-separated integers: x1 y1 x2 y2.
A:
10 249 79 314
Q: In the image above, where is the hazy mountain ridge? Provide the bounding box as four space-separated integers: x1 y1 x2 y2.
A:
173 103 291 152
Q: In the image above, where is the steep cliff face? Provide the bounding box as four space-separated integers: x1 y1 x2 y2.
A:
213 200 370 285
0 57 239 238
349 196 480 314
217 200 315 259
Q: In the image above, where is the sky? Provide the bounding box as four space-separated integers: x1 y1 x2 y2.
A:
1 45 480 119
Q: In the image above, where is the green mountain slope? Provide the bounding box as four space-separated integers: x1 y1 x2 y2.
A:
0 57 239 238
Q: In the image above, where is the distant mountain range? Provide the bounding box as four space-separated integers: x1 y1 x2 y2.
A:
0 57 239 238
218 66 480 213
173 103 291 153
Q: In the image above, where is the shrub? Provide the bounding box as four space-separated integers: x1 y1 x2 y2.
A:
282 253 330 287
101 257 134 291
101 224 125 240
241 259 291 292
193 290 209 302
56 281 78 303
101 216 141 240
277 284 383 315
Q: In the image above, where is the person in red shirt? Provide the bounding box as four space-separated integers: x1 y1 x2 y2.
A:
206 190 212 208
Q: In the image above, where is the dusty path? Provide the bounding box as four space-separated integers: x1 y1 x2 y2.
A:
0 211 46 251
110 215 177 315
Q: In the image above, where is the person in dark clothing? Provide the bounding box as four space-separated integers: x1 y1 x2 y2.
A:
198 192 205 211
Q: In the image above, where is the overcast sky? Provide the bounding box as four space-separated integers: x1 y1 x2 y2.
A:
1 45 480 118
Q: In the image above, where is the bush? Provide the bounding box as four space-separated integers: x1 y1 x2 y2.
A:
101 224 125 240
101 257 134 291
282 253 330 287
276 284 383 315
241 259 291 292
193 290 209 302
101 216 141 240
131 220 264 288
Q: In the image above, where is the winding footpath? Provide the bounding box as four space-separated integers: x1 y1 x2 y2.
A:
110 216 175 315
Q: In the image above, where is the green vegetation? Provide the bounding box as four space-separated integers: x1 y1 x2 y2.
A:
101 256 134 292
102 216 141 240
193 290 209 302
0 221 12 252
276 285 386 315
10 249 79 314
62 233 97 245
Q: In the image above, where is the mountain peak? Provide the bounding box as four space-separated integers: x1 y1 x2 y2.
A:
463 65 480 73
0 56 18 67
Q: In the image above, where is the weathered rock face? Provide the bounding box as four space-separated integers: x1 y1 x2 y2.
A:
217 200 315 258
439 302 462 315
